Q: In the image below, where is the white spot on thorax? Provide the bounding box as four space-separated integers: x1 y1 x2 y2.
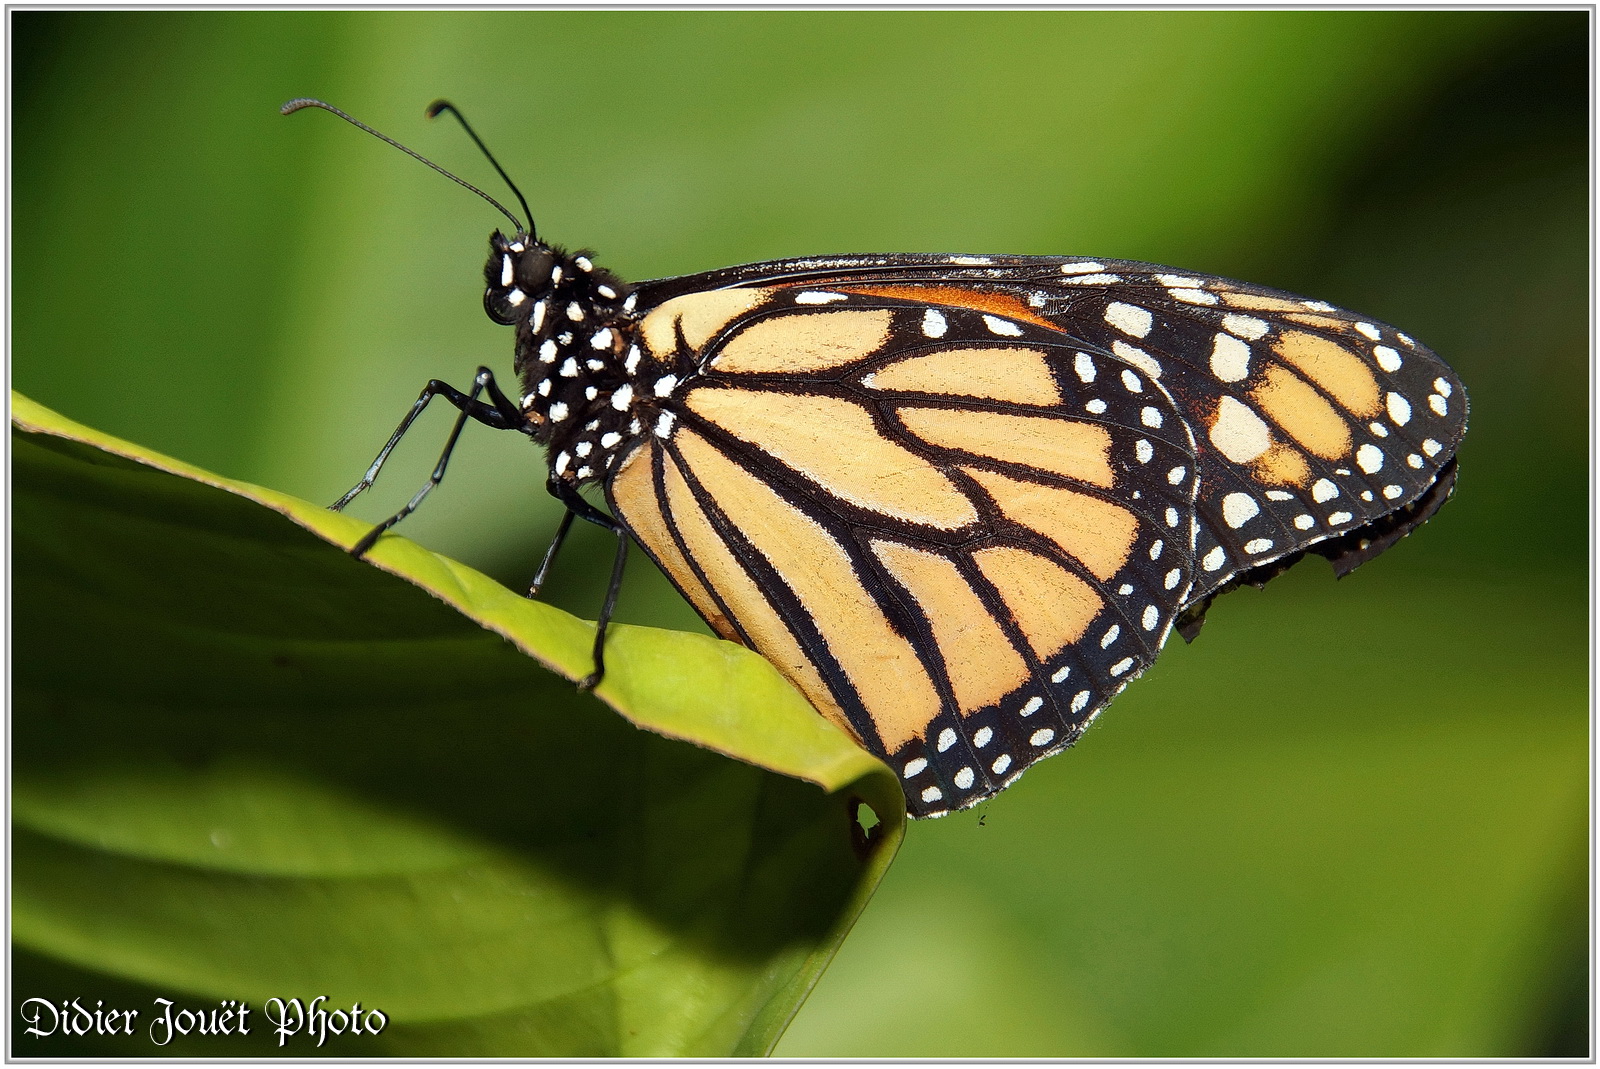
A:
574 256 592 272
549 401 570 421
584 386 598 400
586 359 605 372
532 301 547 332
597 285 617 299
653 374 679 397
566 302 585 322
554 450 570 474
655 411 676 438
506 288 526 306
590 328 614 350
611 383 634 410
500 255 513 286
559 357 579 377
601 432 622 447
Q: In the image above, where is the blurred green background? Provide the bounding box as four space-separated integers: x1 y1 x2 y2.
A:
13 9 1588 1057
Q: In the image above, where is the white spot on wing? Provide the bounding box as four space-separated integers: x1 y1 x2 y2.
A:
795 291 847 305
1222 492 1259 528
1356 443 1384 473
983 315 1023 337
922 309 947 338
1074 352 1096 383
903 758 927 778
1104 301 1153 338
1209 397 1271 463
1210 333 1251 381
1375 345 1402 372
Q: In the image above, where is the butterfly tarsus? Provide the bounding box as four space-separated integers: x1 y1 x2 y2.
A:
544 478 630 691
333 366 524 557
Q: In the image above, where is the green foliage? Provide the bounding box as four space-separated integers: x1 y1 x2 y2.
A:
12 394 902 1057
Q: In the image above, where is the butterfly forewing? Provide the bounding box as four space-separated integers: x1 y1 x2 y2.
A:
608 286 1201 816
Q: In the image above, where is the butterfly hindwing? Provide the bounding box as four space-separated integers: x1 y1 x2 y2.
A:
608 285 1200 816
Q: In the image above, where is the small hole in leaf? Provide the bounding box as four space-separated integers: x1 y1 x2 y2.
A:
849 797 881 857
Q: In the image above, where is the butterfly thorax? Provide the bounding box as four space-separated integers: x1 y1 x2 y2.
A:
484 230 662 486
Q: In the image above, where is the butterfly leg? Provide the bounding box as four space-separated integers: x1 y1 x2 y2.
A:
334 366 525 557
544 477 629 691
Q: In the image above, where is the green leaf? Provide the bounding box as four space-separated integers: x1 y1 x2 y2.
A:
11 391 903 1057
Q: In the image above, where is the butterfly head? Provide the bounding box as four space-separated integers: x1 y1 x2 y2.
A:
484 231 649 481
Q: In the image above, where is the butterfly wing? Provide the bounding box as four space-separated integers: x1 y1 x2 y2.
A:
609 257 1466 817
608 284 1201 817
639 254 1467 605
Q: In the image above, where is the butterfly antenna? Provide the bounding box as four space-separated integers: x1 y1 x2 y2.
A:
426 100 536 242
281 98 525 234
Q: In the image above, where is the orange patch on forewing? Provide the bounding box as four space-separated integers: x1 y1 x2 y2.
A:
899 407 1114 488
1249 443 1311 486
1273 331 1381 416
640 287 773 358
971 544 1101 660
712 309 893 374
673 428 942 752
686 387 979 530
964 466 1136 581
609 444 740 644
824 283 1060 333
869 540 1028 716
655 447 843 728
1250 364 1352 460
864 347 1062 406
1219 291 1311 314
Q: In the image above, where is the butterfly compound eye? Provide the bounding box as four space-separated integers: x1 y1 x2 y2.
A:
514 248 555 292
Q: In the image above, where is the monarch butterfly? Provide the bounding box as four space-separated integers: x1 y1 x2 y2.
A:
289 99 1467 820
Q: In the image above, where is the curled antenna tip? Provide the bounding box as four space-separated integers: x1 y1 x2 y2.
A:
425 99 452 119
280 98 323 116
